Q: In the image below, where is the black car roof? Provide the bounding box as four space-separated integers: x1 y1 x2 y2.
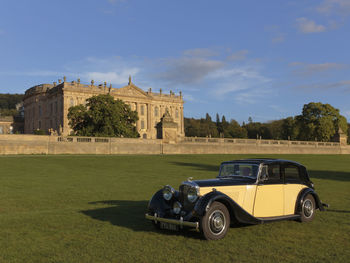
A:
221 158 303 167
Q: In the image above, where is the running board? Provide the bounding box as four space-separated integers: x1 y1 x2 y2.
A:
256 214 300 223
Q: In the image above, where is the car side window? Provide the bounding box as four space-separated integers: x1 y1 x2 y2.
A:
284 165 300 183
266 164 282 184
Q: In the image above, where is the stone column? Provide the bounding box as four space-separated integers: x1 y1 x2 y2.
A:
181 106 184 135
135 102 139 131
147 103 151 131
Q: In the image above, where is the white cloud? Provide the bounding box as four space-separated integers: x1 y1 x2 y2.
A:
0 70 62 77
272 34 285 43
107 0 127 4
233 86 272 104
207 64 272 104
317 0 350 16
264 25 286 44
209 67 267 80
296 17 327 33
295 80 350 90
85 68 139 85
289 62 346 76
183 48 218 58
227 50 249 61
157 57 224 85
1 49 272 106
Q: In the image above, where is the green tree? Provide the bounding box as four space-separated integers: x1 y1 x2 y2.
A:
242 121 273 139
225 119 247 138
281 117 300 140
67 94 139 137
0 94 23 109
297 102 348 142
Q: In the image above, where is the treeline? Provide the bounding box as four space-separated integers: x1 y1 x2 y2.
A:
185 102 350 143
0 93 24 116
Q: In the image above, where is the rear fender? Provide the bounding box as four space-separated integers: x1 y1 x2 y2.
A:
295 188 325 213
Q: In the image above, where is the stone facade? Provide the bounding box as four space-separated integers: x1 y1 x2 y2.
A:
1 134 349 155
23 77 185 139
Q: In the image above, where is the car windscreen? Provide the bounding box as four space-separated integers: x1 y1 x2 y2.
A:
218 163 259 179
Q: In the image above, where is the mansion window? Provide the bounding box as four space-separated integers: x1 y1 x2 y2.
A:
175 108 179 118
70 98 74 107
39 105 42 117
141 105 145 116
154 106 159 117
55 101 58 113
141 120 145 129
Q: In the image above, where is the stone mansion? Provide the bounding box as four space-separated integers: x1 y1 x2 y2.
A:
23 76 185 139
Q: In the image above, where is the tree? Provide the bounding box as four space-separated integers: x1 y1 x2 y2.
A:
297 102 348 142
67 94 139 137
226 119 247 138
281 117 300 140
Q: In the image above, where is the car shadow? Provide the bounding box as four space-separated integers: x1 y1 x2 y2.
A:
327 209 350 214
80 200 202 239
308 170 350 182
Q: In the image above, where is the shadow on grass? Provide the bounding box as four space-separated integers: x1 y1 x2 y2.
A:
170 162 219 172
308 170 350 182
327 209 350 214
81 200 202 239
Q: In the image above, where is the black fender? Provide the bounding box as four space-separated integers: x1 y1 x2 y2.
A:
295 188 325 213
194 191 260 224
147 189 172 217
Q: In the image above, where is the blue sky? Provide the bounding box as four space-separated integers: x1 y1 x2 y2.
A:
1 0 350 123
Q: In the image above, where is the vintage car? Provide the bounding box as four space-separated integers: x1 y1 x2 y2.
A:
145 159 328 240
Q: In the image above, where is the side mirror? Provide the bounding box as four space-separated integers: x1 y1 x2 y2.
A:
260 174 268 182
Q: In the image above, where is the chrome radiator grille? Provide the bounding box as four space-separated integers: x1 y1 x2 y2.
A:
179 184 196 211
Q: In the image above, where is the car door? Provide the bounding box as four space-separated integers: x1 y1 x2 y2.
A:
283 164 306 215
253 164 284 217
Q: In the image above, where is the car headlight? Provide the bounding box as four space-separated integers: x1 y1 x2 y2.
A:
162 185 175 201
173 201 182 214
187 187 199 203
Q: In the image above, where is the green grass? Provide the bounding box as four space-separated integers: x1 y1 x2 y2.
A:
0 154 349 263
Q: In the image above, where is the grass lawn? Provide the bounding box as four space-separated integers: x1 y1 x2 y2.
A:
0 154 349 263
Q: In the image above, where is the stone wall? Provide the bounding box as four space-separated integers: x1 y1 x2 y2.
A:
1 134 350 155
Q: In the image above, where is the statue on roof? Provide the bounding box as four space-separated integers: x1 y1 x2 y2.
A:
128 75 132 85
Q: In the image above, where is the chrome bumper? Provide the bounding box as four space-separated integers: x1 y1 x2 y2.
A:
145 213 199 231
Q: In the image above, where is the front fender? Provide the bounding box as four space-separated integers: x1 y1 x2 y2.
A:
295 188 325 213
147 189 172 217
194 191 260 224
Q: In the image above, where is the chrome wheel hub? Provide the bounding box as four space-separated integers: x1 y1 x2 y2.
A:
208 210 226 235
303 200 314 218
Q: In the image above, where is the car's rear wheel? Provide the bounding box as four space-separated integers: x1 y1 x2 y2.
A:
200 201 230 240
300 194 316 222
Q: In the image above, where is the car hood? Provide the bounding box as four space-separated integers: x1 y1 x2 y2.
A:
192 177 255 187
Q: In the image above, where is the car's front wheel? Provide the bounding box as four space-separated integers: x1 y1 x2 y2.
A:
200 201 230 240
299 194 316 222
